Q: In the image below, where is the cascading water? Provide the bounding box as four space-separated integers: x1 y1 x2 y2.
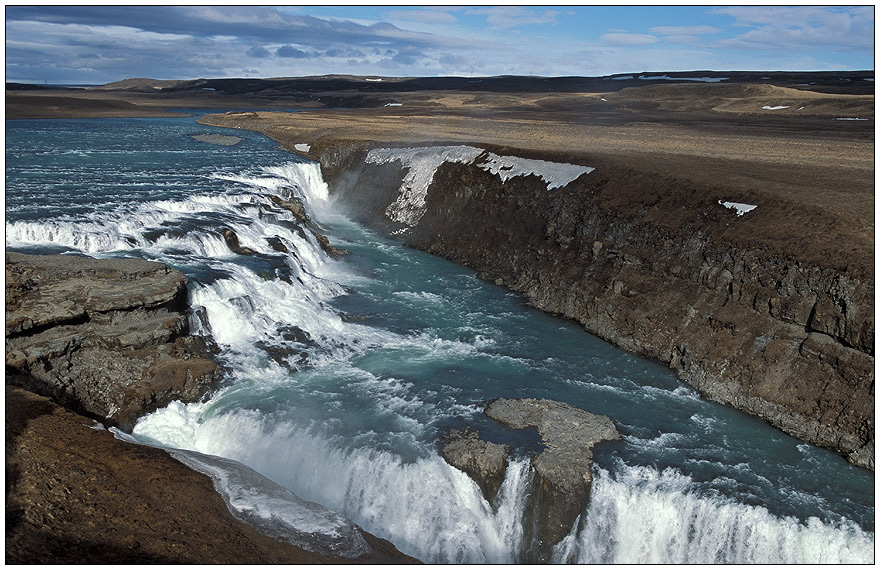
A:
5 116 874 564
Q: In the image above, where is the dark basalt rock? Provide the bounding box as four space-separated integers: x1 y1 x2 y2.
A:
324 145 874 469
486 398 620 561
269 194 308 222
221 228 257 255
441 398 620 563
312 231 350 258
440 429 511 501
5 252 220 431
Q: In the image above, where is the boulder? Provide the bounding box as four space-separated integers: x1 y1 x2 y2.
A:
221 229 257 255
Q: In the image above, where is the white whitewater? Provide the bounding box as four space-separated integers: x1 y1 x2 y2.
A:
553 463 873 564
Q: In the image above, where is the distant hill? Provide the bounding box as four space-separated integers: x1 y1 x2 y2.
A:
145 71 875 96
8 71 873 97
93 78 188 92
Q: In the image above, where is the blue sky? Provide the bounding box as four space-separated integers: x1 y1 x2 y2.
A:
5 5 875 84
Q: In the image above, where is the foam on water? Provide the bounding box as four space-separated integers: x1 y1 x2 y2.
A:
169 448 373 558
133 401 532 563
553 462 874 564
111 425 371 559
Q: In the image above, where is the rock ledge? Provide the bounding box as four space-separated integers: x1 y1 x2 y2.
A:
5 252 220 430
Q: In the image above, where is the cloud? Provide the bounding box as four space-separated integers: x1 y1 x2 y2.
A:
601 33 658 46
713 6 870 27
4 5 873 83
324 47 366 59
710 6 874 52
389 9 458 25
247 46 270 58
649 25 720 36
661 35 701 45
467 6 559 30
276 45 309 59
5 6 473 82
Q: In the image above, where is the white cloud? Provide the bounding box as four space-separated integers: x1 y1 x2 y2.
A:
601 33 658 47
649 25 720 36
467 6 559 30
710 6 874 52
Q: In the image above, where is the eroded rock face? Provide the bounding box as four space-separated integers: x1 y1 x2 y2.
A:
440 430 511 501
5 252 220 430
324 145 874 469
441 398 620 562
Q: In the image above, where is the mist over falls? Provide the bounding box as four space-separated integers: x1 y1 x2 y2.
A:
4 116 874 563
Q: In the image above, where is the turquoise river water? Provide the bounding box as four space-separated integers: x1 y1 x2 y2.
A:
5 115 874 563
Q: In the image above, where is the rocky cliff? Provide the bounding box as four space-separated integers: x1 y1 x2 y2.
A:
317 142 874 469
5 252 220 430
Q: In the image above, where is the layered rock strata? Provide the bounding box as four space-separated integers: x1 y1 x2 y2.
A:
320 143 874 469
5 252 220 431
441 398 620 562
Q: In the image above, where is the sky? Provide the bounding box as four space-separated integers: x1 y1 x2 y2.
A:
4 4 875 85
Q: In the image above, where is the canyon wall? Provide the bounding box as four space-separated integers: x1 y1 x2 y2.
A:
316 142 874 469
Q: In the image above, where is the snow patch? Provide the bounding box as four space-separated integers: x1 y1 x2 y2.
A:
762 105 790 110
611 75 634 81
719 200 757 216
366 146 484 227
294 143 311 153
365 78 382 82
835 117 869 121
367 146 596 229
477 153 594 190
639 75 728 83
384 103 403 107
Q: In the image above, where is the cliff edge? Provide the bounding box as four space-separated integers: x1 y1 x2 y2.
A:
195 76 874 468
320 144 873 469
5 252 220 430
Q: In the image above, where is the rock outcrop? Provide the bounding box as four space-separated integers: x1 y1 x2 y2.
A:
5 252 220 431
320 143 874 469
441 398 620 563
440 430 511 501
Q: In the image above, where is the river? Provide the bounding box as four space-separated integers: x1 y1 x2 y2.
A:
5 115 874 563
